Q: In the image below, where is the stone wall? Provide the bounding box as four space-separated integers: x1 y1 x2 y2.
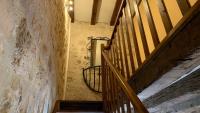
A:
65 22 113 101
0 0 70 113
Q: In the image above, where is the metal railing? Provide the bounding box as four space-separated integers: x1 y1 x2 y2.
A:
83 66 102 93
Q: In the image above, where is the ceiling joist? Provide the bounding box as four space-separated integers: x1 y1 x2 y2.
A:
68 0 74 23
91 0 102 25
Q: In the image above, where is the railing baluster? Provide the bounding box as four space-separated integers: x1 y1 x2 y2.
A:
109 71 112 113
157 0 173 33
110 47 118 113
120 91 126 113
108 52 114 113
107 67 111 112
112 36 126 113
119 17 131 79
126 99 132 113
112 39 117 69
133 0 150 57
112 72 118 113
114 78 121 113
109 67 115 112
117 27 126 78
102 51 149 113
105 63 111 113
115 43 126 113
105 64 110 113
112 39 122 113
122 8 136 75
102 49 108 112
114 39 119 69
143 0 160 47
94 67 96 89
98 66 101 92
86 70 88 84
83 69 85 80
89 68 91 87
101 48 106 112
125 2 142 66
86 69 88 84
111 45 116 66
176 0 191 15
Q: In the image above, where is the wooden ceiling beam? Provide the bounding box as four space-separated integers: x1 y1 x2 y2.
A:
91 0 102 25
68 0 74 23
110 0 123 26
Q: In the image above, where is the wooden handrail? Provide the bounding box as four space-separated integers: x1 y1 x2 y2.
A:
106 0 126 50
102 50 149 113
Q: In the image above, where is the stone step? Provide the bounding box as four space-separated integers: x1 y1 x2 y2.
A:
59 101 104 112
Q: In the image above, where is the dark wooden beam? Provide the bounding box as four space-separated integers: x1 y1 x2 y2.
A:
69 11 74 23
68 0 74 23
110 0 123 26
91 0 102 25
128 1 200 94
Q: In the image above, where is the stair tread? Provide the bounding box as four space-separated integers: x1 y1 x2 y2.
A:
57 112 104 113
59 101 104 112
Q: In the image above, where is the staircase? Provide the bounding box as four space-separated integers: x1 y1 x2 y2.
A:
53 0 200 113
